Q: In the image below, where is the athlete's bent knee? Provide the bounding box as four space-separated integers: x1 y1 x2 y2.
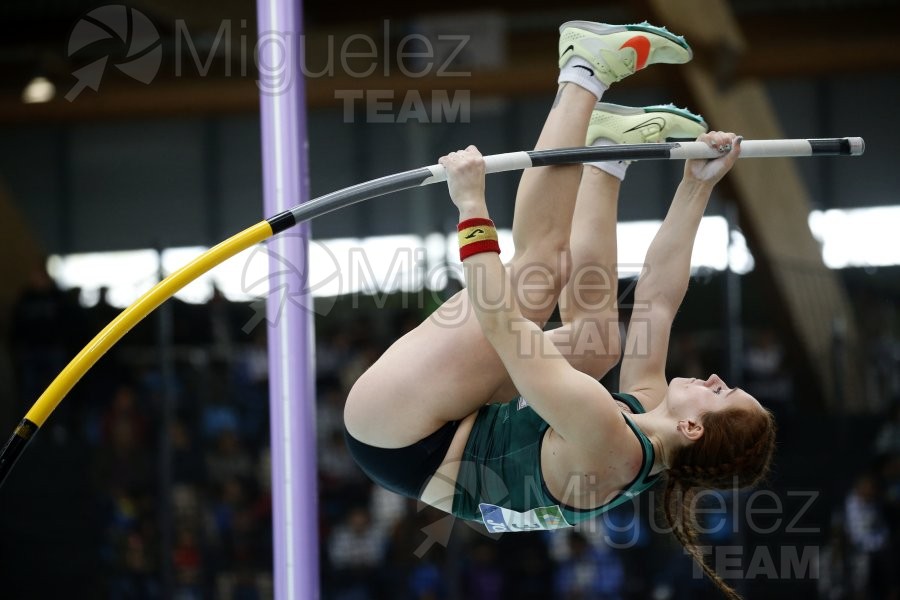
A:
569 317 622 377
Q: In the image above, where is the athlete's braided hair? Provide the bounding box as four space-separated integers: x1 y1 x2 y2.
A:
662 405 777 599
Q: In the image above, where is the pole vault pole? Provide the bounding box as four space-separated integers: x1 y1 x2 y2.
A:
0 137 864 495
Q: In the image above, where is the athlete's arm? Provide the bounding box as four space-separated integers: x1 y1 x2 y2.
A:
442 146 623 445
619 132 741 410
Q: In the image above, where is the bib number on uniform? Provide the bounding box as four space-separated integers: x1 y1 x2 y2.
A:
478 503 572 533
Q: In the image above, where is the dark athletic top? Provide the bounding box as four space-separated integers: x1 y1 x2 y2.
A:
452 392 660 533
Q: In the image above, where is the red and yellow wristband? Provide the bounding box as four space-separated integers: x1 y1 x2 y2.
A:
458 217 501 261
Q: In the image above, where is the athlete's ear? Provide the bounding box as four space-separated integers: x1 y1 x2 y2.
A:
676 418 704 442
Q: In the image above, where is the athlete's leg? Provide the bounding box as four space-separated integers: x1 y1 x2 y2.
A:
345 23 695 449
549 104 709 378
507 21 694 325
553 165 623 378
506 81 596 327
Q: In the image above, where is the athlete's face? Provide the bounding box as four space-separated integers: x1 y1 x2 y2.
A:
666 374 762 420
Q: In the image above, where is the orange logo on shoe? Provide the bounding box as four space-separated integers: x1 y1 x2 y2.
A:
619 35 651 70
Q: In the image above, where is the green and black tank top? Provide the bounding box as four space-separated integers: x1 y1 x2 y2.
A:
452 392 660 533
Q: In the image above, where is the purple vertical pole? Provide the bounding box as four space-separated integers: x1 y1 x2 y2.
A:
256 0 318 597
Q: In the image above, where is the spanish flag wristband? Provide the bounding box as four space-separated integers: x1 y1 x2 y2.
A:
458 217 501 261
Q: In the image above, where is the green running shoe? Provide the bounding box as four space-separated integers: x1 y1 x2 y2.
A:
586 102 708 145
559 21 692 86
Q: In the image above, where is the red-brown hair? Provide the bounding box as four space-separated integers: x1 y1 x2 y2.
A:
662 405 777 599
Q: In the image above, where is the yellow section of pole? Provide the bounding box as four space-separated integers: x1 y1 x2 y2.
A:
24 220 274 426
